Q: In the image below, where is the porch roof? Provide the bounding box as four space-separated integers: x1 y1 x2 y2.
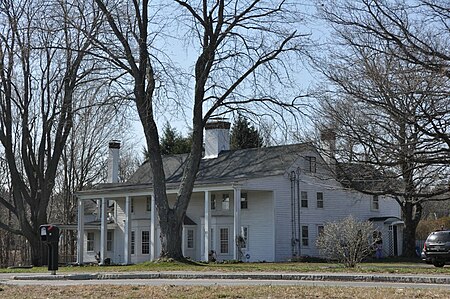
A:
369 216 404 225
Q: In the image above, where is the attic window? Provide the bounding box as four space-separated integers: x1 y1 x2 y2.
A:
372 195 379 211
305 156 316 173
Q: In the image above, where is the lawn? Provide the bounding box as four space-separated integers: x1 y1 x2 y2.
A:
1 257 449 275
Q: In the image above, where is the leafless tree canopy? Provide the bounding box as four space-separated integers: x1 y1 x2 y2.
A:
0 0 101 265
314 0 450 257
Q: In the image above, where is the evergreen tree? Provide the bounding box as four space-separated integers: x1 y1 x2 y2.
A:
143 123 192 159
230 115 264 150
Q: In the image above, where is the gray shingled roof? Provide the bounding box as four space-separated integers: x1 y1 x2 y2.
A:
127 143 312 185
77 143 315 195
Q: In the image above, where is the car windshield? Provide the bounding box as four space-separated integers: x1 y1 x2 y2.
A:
427 232 450 242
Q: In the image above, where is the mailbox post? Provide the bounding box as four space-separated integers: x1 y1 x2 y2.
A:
40 224 60 275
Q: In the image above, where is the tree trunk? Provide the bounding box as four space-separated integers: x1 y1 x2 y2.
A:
402 219 418 258
402 202 420 257
159 210 184 260
29 234 47 266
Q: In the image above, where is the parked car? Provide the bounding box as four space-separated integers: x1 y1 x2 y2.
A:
422 230 450 267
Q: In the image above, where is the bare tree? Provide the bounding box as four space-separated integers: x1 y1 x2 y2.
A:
48 87 137 263
312 6 450 256
316 0 450 147
92 0 308 260
316 0 449 77
0 0 100 265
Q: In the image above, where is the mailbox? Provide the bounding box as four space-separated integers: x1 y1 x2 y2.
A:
40 224 60 274
40 225 59 243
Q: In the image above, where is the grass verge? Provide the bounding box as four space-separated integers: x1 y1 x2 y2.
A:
1 258 449 275
0 285 449 299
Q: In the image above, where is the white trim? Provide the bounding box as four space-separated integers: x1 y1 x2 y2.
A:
150 193 156 260
204 190 210 262
100 197 107 264
76 199 84 264
76 182 277 200
124 196 132 264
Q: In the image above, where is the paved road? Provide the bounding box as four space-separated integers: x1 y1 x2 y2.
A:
1 277 449 290
1 271 449 290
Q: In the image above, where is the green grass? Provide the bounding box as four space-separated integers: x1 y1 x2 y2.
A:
1 257 449 275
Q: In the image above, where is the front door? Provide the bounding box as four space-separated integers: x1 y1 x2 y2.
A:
217 226 232 260
393 225 398 256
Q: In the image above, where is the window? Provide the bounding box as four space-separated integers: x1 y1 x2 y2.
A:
142 231 150 254
131 198 134 213
131 231 135 255
146 196 152 211
317 192 324 208
187 229 194 249
87 232 94 252
302 226 309 246
240 193 248 209
210 228 214 250
318 225 324 237
220 228 229 254
301 191 308 208
372 195 379 210
240 226 249 250
107 230 113 251
211 194 216 210
222 194 230 210
305 156 317 173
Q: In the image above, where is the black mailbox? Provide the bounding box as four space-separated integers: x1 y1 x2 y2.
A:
40 224 60 274
40 225 60 243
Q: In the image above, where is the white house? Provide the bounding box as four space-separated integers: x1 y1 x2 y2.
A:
75 121 403 265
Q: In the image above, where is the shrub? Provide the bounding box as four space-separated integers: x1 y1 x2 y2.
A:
316 216 374 267
416 217 450 240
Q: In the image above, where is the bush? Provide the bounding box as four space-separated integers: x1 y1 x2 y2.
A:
316 216 374 268
416 217 450 240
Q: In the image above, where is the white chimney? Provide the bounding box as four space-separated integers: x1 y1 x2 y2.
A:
320 128 336 167
204 120 230 159
107 140 121 183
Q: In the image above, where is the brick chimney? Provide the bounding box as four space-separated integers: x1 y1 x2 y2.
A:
204 120 231 159
107 140 121 183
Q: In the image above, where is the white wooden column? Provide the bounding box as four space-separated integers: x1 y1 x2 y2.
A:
124 196 132 264
203 190 210 262
100 197 107 264
150 193 156 261
76 199 85 265
233 187 241 260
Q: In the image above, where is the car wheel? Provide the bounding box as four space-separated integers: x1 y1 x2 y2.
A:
433 260 445 267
